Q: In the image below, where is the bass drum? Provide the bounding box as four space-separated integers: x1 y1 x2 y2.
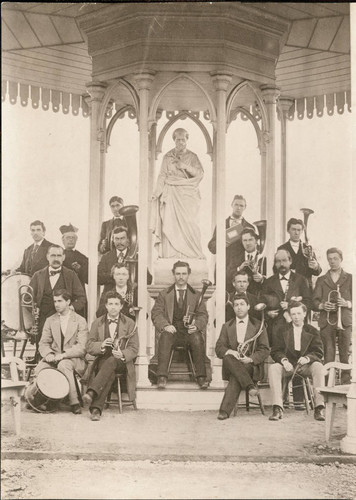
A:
24 367 70 413
1 273 33 332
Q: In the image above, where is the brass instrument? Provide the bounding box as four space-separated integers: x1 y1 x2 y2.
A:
107 307 142 354
236 303 266 359
184 279 212 328
237 220 267 275
326 285 344 331
118 205 139 284
300 208 316 262
18 284 40 340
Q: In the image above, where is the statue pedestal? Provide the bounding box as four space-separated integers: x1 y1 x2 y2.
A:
153 258 209 286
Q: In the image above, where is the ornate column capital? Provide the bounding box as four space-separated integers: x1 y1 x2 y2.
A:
260 85 280 104
85 81 107 101
134 71 156 91
211 72 232 92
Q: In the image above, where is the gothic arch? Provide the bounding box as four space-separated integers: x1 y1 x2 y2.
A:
106 105 137 149
228 106 264 154
226 81 268 133
98 78 139 131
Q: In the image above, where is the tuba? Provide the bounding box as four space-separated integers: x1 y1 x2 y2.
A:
236 303 266 359
300 208 316 262
184 279 212 328
119 205 139 284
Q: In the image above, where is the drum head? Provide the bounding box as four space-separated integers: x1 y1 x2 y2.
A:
37 368 70 400
1 273 32 331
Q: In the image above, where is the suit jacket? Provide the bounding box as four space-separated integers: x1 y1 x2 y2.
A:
97 249 152 286
30 267 87 315
151 283 208 335
215 316 270 381
98 217 128 254
39 310 88 374
63 249 88 285
277 241 321 282
208 217 255 262
312 269 352 328
86 313 139 400
271 322 323 366
16 239 54 276
261 271 311 313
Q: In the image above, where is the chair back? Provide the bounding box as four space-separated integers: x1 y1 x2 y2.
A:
323 361 352 387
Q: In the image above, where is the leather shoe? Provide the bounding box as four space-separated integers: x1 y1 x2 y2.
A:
197 376 209 390
314 406 325 421
269 405 283 421
71 404 82 415
83 391 93 406
90 408 101 421
217 411 229 421
157 376 167 390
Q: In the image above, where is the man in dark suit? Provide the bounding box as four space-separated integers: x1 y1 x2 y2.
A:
277 217 321 286
261 249 311 345
268 301 325 421
83 291 139 421
225 270 259 322
30 245 87 342
312 247 352 384
16 220 54 276
98 196 128 255
208 195 255 287
226 228 266 295
215 294 270 420
151 261 209 389
60 223 88 287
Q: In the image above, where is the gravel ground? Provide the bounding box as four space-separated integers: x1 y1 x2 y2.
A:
2 459 356 499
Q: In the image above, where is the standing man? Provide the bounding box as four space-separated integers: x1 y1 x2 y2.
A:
268 301 325 422
208 195 255 287
16 220 54 276
215 294 270 420
226 228 266 295
83 291 139 421
278 218 321 286
30 245 87 341
98 196 128 255
151 261 209 389
226 270 259 322
261 249 311 345
60 223 88 287
312 248 352 384
35 289 88 414
98 226 131 286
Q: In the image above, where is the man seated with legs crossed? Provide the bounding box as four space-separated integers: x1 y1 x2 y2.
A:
83 291 139 421
36 288 88 414
215 294 270 420
269 301 325 422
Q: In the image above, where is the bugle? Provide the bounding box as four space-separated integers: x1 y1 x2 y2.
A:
236 303 266 359
326 285 344 331
184 279 212 328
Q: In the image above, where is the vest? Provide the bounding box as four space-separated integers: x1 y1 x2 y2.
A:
172 290 187 331
40 272 65 317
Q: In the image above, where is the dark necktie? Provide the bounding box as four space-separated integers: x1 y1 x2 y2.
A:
50 269 61 277
178 290 185 309
280 276 288 281
118 252 124 263
29 244 39 268
108 319 118 325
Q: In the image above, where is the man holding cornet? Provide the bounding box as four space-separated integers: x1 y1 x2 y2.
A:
313 248 352 384
151 261 209 390
215 294 270 420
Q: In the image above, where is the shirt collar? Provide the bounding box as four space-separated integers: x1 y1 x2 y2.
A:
107 315 120 321
49 266 62 273
279 271 291 280
236 316 248 324
245 250 257 258
34 239 44 246
175 286 187 291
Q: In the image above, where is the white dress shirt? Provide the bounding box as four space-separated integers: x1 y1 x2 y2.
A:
59 312 70 336
236 316 248 344
279 271 291 294
293 325 303 351
245 250 258 261
289 241 300 254
229 216 242 227
49 267 62 288
175 286 187 302
116 248 128 261
108 316 120 340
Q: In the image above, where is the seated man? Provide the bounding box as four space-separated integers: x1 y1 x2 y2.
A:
151 261 209 389
35 289 88 414
215 294 270 420
83 291 139 421
268 301 325 422
226 270 259 322
96 263 137 319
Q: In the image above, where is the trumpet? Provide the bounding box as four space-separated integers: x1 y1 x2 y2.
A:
236 303 266 359
18 284 40 340
326 285 344 331
184 279 212 328
300 208 316 262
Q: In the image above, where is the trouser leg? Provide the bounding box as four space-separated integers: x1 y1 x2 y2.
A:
299 362 325 408
157 331 175 378
57 359 77 405
320 325 336 364
337 326 352 384
187 331 206 378
89 356 125 413
219 357 254 416
268 363 285 408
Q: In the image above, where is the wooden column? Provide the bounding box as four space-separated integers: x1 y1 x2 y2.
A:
261 85 280 275
341 3 356 454
278 96 294 244
211 72 232 386
260 144 267 220
86 82 107 322
135 71 155 387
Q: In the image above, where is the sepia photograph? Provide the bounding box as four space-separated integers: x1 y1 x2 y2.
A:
1 1 356 499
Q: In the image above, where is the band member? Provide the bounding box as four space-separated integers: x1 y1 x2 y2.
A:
96 264 137 319
83 291 139 421
215 294 270 420
225 270 259 322
98 196 128 255
312 248 352 384
261 249 311 345
268 301 325 422
16 220 54 276
208 195 255 287
60 223 88 286
277 218 321 286
226 228 266 295
30 245 87 341
35 289 88 414
151 261 209 389
98 226 131 286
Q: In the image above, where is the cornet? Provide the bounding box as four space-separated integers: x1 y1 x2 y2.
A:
326 285 344 331
183 279 212 328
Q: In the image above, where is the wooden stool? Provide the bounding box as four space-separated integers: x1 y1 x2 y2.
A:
233 386 265 416
106 373 137 414
167 345 196 380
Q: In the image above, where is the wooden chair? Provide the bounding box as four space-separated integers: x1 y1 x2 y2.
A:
233 384 265 416
167 345 196 381
1 357 27 435
106 373 137 414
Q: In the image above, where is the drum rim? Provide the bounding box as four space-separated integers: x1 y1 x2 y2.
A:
36 367 70 399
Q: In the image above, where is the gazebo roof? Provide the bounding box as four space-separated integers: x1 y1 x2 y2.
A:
1 2 351 118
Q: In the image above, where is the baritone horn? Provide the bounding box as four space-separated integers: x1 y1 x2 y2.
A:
236 303 266 359
18 284 40 340
119 205 138 284
327 285 344 331
184 279 212 328
300 208 316 262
